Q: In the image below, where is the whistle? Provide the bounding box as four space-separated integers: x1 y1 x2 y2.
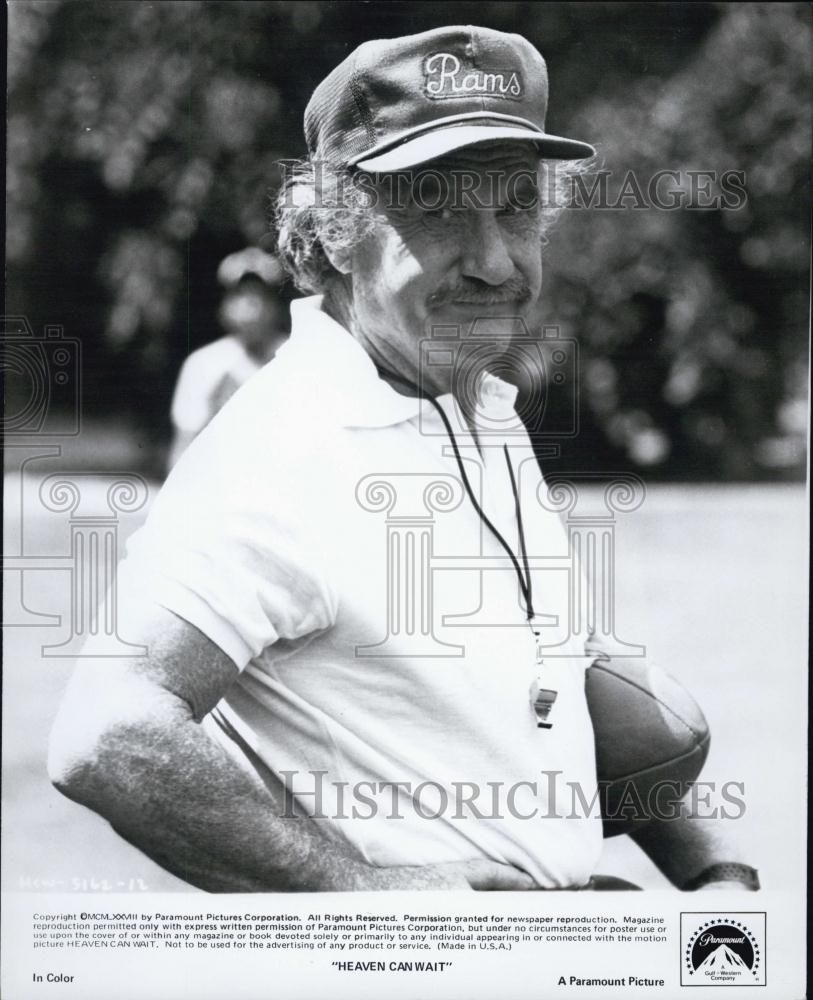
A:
530 678 558 729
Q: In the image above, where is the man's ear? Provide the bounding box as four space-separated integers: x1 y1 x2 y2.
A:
322 242 353 276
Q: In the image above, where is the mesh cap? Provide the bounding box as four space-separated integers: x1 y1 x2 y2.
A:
305 25 594 172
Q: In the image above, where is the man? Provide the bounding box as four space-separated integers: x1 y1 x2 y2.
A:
48 26 757 893
168 247 288 469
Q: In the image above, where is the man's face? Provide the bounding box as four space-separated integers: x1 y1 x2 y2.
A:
345 142 545 393
221 287 284 355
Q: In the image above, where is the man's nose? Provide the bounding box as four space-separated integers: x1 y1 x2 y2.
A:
459 211 516 286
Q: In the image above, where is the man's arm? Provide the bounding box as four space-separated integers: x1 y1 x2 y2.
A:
48 605 533 892
630 813 758 890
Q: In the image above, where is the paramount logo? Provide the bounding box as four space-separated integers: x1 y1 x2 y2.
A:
424 52 523 100
696 944 749 973
698 933 746 948
680 913 766 987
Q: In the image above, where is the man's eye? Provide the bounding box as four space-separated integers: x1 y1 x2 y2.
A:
423 206 454 220
500 194 539 215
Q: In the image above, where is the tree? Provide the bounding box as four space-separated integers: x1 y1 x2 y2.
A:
7 2 809 478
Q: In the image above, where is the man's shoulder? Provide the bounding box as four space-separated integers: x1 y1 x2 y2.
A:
219 351 334 430
180 336 247 374
171 353 342 481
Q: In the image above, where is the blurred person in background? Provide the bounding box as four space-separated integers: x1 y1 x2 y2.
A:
168 247 288 468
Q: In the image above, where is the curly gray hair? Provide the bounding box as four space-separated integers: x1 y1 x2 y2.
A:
274 155 593 295
274 160 373 295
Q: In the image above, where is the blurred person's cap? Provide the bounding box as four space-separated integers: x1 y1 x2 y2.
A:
305 25 595 173
218 247 285 289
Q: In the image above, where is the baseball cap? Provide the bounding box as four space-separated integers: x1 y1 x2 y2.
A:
217 247 285 288
305 25 595 173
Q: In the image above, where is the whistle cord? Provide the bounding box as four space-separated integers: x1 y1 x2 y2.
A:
375 364 536 625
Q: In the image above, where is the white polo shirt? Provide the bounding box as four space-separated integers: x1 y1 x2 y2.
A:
120 296 603 888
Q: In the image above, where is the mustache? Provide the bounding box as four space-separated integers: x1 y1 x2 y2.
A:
429 275 532 306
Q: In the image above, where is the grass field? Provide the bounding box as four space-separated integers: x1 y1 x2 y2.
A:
2 475 807 893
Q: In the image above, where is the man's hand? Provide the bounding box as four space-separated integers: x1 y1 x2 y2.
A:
694 880 757 892
630 813 757 891
357 860 537 892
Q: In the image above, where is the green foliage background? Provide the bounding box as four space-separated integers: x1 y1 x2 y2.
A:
7 1 810 479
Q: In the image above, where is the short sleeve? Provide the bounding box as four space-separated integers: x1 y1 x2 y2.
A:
119 400 337 669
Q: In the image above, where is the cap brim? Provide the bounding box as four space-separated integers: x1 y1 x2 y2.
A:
353 124 595 172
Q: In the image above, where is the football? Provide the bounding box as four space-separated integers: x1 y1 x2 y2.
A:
585 656 710 837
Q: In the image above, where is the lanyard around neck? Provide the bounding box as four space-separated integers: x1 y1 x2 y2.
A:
375 365 537 623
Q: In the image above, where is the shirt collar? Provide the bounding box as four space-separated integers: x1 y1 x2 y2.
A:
280 295 519 431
